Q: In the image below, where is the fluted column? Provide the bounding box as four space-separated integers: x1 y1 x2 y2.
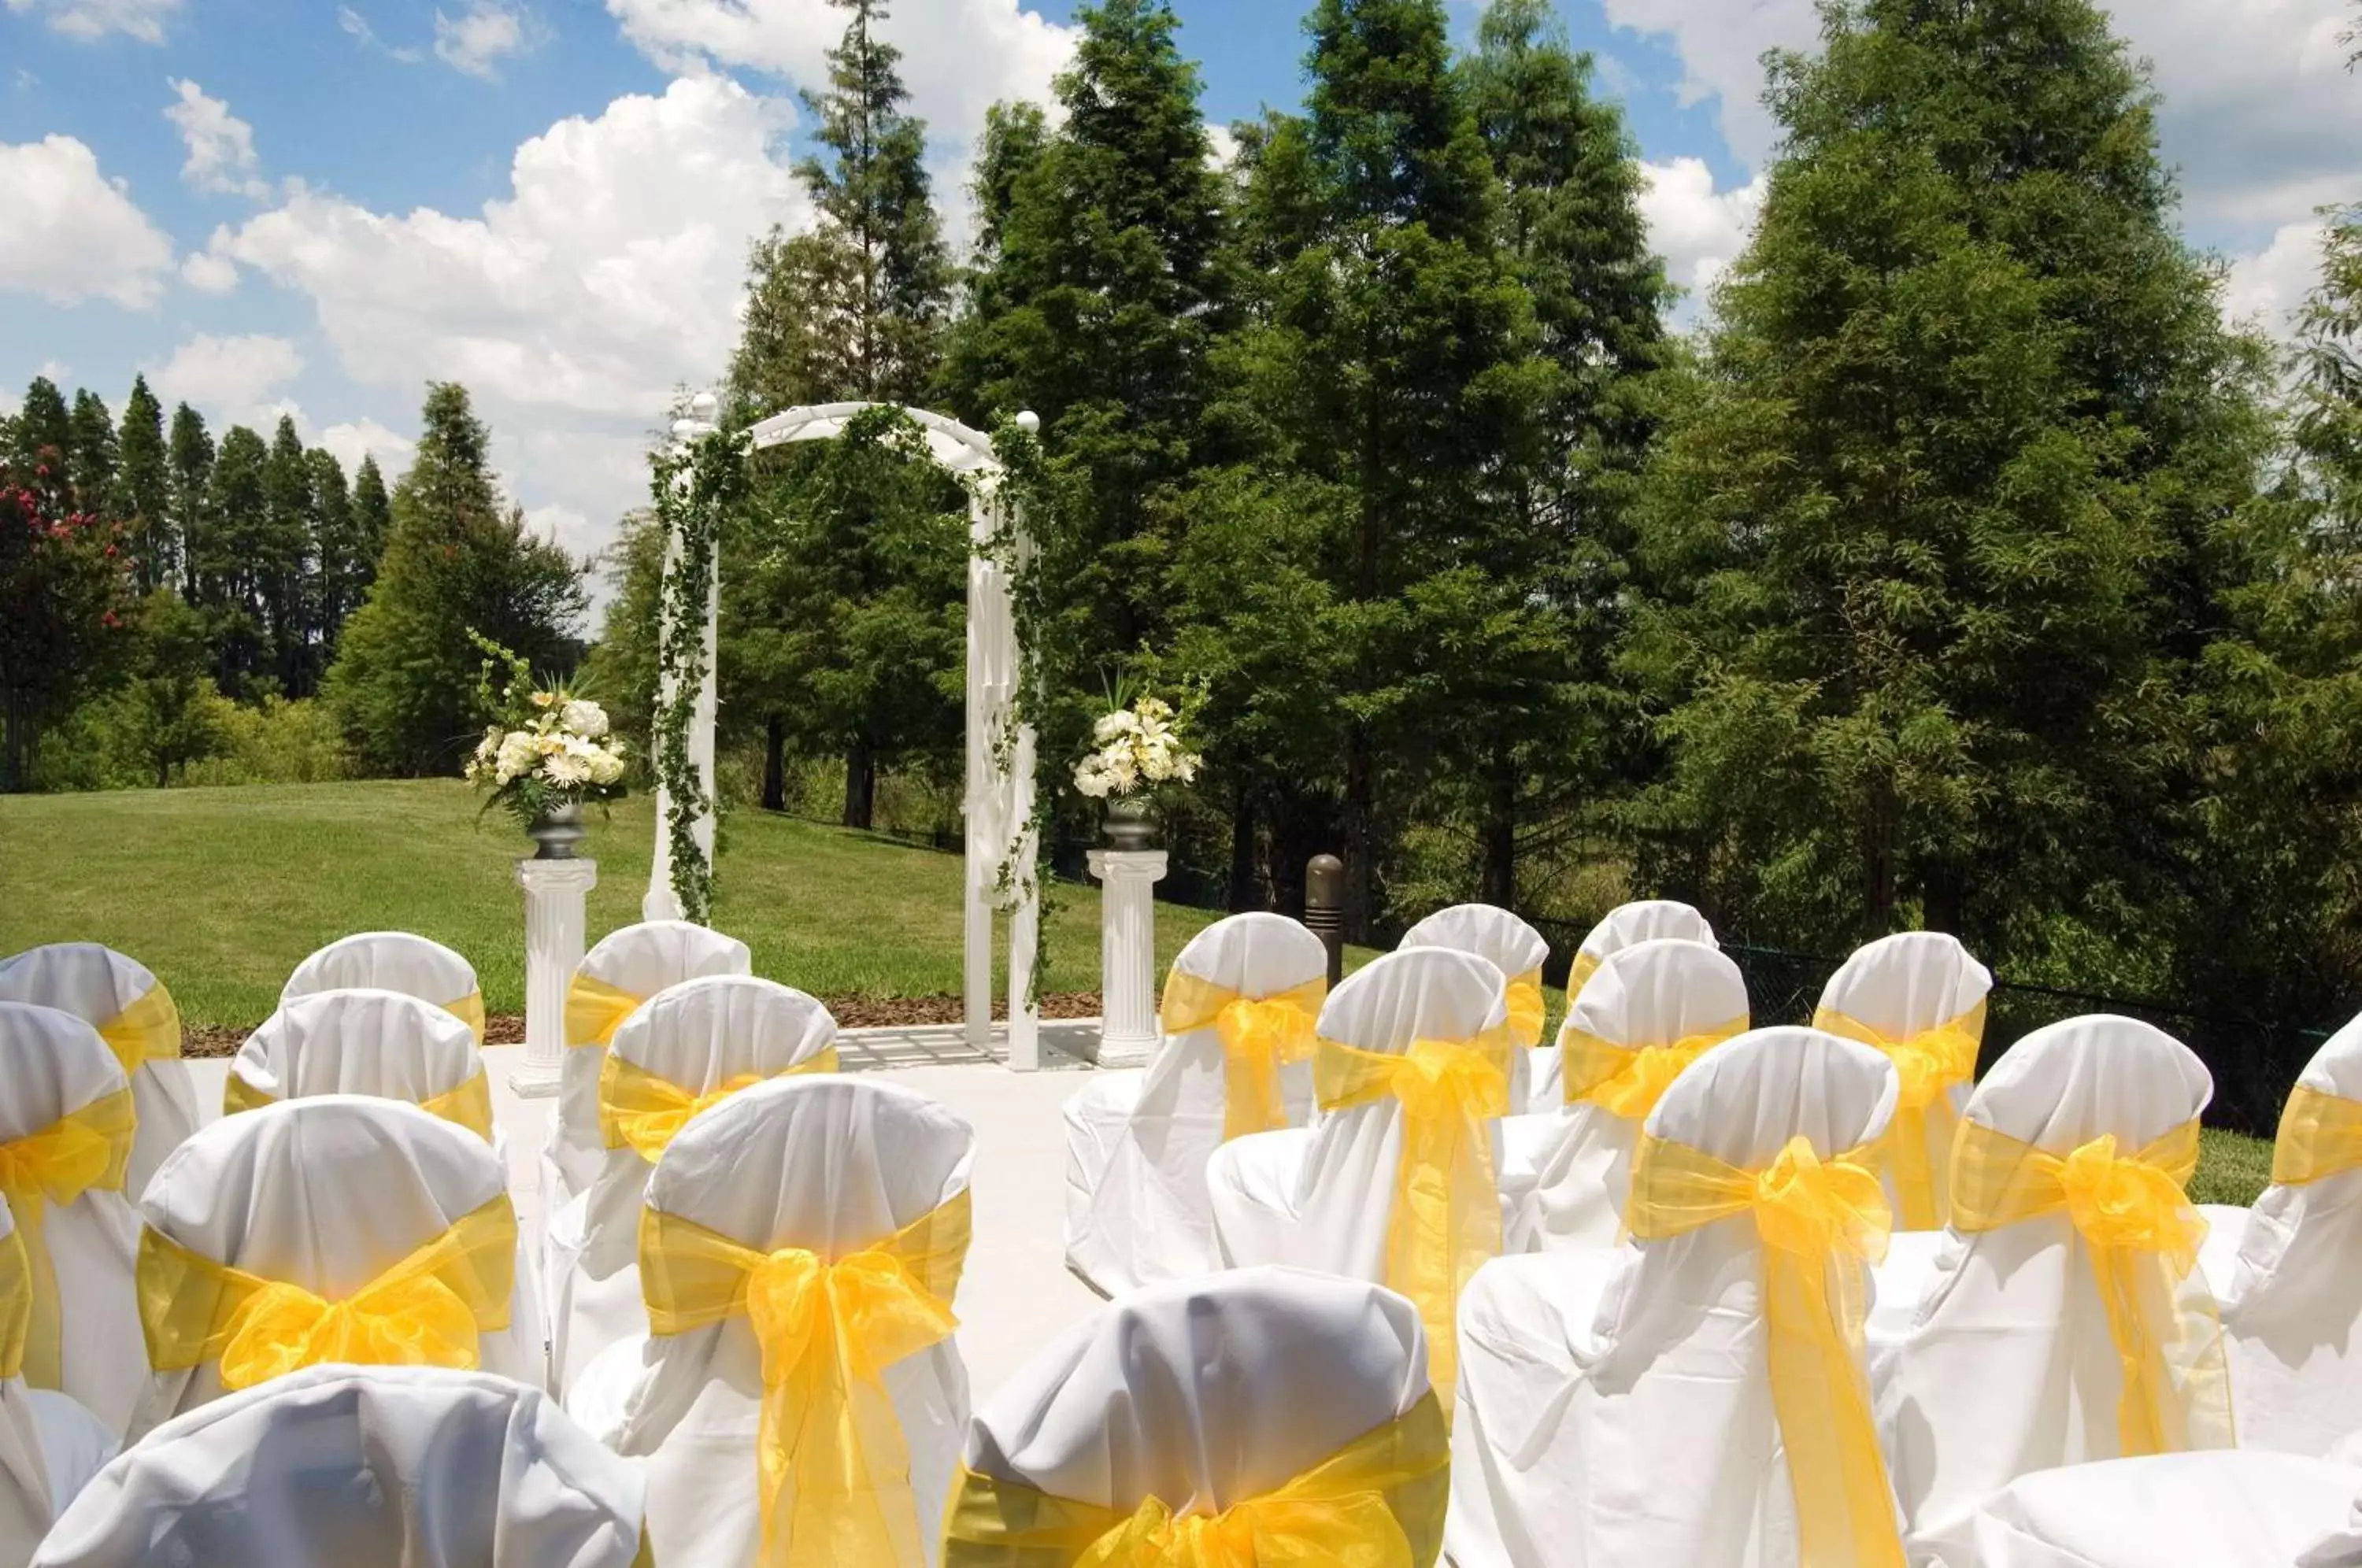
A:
1087 848 1168 1069
513 857 597 1096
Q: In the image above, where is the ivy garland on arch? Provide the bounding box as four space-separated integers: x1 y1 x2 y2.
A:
646 423 748 926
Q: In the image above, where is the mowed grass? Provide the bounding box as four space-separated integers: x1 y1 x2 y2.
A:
0 778 1227 1029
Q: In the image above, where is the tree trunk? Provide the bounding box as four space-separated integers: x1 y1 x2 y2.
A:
761 715 787 812
1481 741 1517 908
842 738 876 830
1923 861 1967 940
1860 782 1898 941
1227 786 1259 912
2 690 23 794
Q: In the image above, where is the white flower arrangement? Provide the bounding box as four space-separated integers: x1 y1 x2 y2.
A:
465 634 628 827
1074 693 1201 801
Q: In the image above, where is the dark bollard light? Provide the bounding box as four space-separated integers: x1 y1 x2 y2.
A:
1305 853 1346 987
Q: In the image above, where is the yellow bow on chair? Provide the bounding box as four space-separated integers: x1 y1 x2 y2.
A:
223 1068 498 1142
440 989 487 1044
0 1222 32 1381
137 1193 518 1391
1159 973 1327 1141
1502 969 1546 1051
2271 1085 2362 1186
941 1391 1450 1567
1627 1133 1905 1568
639 1191 971 1568
1950 1118 2231 1455
96 981 182 1079
565 974 646 1050
1812 1000 1986 1230
1560 1017 1749 1119
0 1088 134 1389
1316 1029 1512 1411
598 1050 842 1163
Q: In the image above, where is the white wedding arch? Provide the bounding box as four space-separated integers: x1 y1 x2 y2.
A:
641 394 1044 1067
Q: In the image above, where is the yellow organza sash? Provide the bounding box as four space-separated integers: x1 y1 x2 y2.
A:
1158 972 1327 1141
598 1050 842 1162
1564 952 1601 1003
941 1391 1450 1567
567 974 646 1049
0 1222 31 1381
1560 1017 1749 1118
1812 1000 1986 1230
2271 1085 2362 1186
639 1190 971 1567
1316 1029 1512 1409
1502 969 1546 1051
222 1068 498 1142
138 1193 517 1391
0 1088 133 1389
1949 1119 2231 1455
97 981 182 1077
1627 1133 1904 1568
442 989 487 1042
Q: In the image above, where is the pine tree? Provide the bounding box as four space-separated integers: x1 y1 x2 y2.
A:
261 416 317 694
307 447 361 657
325 383 584 775
116 376 172 593
10 378 72 515
199 425 271 697
66 390 118 523
351 453 391 570
1621 0 2268 979
166 403 214 606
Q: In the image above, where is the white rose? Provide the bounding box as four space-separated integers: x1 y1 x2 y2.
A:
561 699 609 738
588 749 626 786
1092 712 1128 742
495 730 539 782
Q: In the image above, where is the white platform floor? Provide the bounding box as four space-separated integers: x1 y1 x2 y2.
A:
180 1023 1113 1406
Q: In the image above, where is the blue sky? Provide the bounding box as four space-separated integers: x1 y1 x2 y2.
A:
4 0 2355 575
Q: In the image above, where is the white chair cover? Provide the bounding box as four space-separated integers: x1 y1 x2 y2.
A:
0 1198 116 1568
1960 1452 2362 1568
1527 900 1716 1106
1062 912 1328 1296
35 1363 650 1568
546 975 838 1393
1814 930 1994 1230
1874 1015 2220 1562
124 1095 543 1439
1206 946 1508 1288
1446 1026 1899 1568
281 931 480 1041
225 987 491 1128
1499 938 1749 1252
1399 904 1551 1109
0 1004 143 1435
565 1075 974 1568
956 1267 1436 1554
0 945 203 1202
549 921 753 1207
2214 1012 2362 1456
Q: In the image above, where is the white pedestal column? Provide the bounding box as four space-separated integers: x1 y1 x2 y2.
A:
1087 848 1167 1070
513 857 598 1097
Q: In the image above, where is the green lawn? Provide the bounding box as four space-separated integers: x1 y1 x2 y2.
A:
0 778 1230 1029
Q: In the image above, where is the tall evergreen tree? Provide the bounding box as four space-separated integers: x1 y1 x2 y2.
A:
165 403 214 605
10 378 72 514
1621 0 2268 981
115 376 172 593
325 383 583 775
66 390 118 522
308 447 361 657
198 425 271 696
350 453 392 569
261 416 317 693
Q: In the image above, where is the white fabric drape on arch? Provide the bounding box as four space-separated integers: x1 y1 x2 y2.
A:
1446 1026 1898 1568
546 920 751 1209
34 1364 650 1568
1399 904 1550 1110
1062 912 1328 1296
1960 1452 2362 1568
124 1095 543 1439
544 974 837 1394
1527 900 1716 1107
0 945 202 1201
0 1004 142 1436
565 1074 975 1568
1497 937 1749 1252
1871 1015 2222 1564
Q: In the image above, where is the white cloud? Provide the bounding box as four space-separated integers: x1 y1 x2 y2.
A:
435 0 537 80
1205 122 1239 172
2225 220 2331 341
605 0 1076 158
0 135 175 309
165 79 270 199
340 5 426 63
4 0 180 44
144 334 304 422
1639 157 1768 309
180 249 239 294
316 416 416 474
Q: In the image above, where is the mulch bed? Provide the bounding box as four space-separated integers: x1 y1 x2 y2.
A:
179 990 1105 1057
